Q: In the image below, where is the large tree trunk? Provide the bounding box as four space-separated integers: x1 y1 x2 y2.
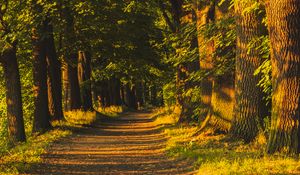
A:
195 1 215 120
0 45 26 144
78 51 93 111
230 1 268 143
44 19 64 120
266 1 300 154
175 2 201 123
194 1 235 135
68 54 81 110
32 27 52 133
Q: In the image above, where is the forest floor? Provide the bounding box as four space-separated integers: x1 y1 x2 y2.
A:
24 111 195 175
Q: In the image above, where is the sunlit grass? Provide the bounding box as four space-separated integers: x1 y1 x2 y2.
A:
153 106 180 125
154 107 300 175
64 110 97 125
0 109 105 174
96 105 124 117
0 129 71 175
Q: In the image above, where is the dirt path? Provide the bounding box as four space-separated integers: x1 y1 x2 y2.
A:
26 112 195 175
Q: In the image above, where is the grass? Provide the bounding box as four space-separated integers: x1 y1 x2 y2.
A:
0 107 122 175
154 107 300 175
96 105 124 117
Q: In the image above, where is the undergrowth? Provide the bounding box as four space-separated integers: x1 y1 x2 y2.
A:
154 107 300 175
0 107 122 175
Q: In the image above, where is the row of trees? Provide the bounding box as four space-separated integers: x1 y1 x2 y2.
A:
156 0 299 154
0 0 163 148
0 0 299 156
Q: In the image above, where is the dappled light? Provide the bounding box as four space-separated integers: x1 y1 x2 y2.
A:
0 0 299 174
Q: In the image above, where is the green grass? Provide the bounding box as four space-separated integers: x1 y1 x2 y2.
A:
154 107 300 175
0 108 121 175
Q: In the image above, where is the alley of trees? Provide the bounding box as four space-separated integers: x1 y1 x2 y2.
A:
0 0 300 167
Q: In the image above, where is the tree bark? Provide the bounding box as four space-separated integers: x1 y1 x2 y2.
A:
32 27 52 133
68 53 81 110
0 45 26 144
125 84 138 110
195 1 215 120
266 0 300 154
136 82 144 108
62 59 70 111
78 51 93 111
230 1 268 143
44 19 64 120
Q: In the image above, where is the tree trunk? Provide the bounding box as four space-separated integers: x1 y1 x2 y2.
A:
150 86 157 106
44 19 64 120
112 78 122 106
0 45 26 144
136 82 144 108
210 74 235 132
266 0 300 154
143 82 150 105
68 53 81 110
32 27 52 133
62 59 70 111
125 84 137 110
78 51 93 111
177 5 201 123
195 1 215 120
120 84 126 105
230 1 268 143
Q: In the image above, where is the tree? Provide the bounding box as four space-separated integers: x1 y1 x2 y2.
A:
45 18 64 120
0 45 26 143
266 0 300 154
0 1 26 144
32 22 52 133
193 0 236 134
230 0 268 143
62 5 81 110
78 51 93 111
195 0 215 120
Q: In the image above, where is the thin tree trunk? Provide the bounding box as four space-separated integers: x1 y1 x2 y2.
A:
266 0 300 154
121 84 126 105
78 51 93 111
125 84 137 110
62 59 70 111
136 82 144 108
0 45 26 144
150 86 157 106
68 53 81 110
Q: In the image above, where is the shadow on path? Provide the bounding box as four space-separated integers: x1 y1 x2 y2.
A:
24 112 195 175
